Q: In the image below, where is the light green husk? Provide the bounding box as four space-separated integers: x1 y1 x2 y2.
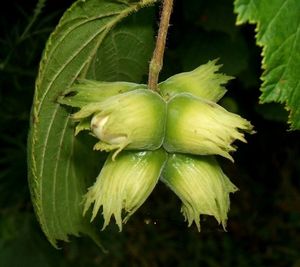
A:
161 153 238 231
58 80 146 108
158 59 233 102
83 149 167 231
72 89 167 159
164 93 254 161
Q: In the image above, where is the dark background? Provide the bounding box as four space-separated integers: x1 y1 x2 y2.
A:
1 0 300 266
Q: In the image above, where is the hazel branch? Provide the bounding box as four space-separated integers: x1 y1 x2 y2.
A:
148 0 174 91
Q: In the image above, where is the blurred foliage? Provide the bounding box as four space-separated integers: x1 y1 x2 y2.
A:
0 0 300 266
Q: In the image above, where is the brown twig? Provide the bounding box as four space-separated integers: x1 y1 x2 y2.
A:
148 0 174 91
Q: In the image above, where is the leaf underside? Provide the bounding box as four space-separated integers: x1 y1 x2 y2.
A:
28 0 155 247
234 0 300 129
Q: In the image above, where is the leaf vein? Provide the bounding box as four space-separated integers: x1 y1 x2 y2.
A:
260 0 289 41
51 115 71 237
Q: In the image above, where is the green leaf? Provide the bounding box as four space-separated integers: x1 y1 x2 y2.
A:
28 0 156 247
234 0 300 129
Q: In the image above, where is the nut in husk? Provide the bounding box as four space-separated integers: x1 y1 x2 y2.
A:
161 153 238 230
83 149 167 230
